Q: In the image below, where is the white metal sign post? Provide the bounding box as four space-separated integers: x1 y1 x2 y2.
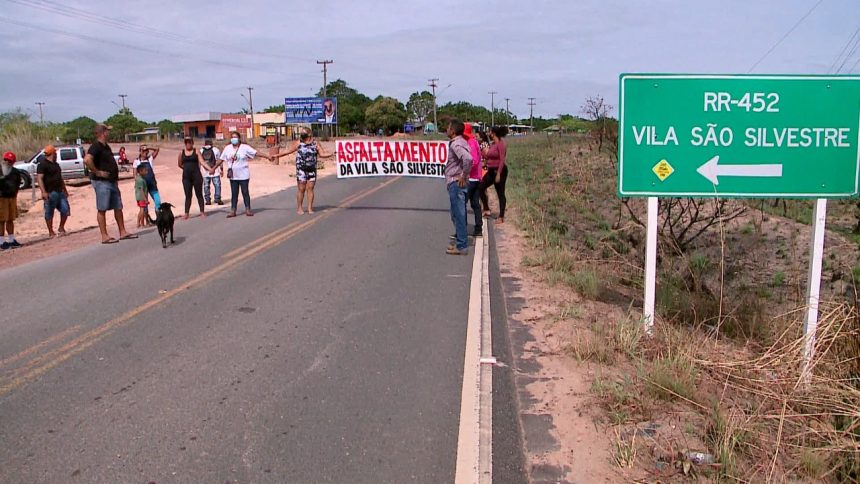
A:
643 197 658 334
802 198 827 379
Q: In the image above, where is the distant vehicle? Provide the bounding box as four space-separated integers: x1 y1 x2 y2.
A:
13 145 89 189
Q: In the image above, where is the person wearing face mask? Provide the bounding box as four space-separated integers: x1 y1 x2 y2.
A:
0 151 23 249
219 131 274 217
200 138 222 205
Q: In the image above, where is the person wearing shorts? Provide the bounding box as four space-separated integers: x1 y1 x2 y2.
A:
272 130 333 215
36 145 70 237
0 151 23 249
84 124 137 244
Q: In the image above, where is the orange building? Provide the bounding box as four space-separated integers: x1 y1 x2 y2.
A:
172 112 222 140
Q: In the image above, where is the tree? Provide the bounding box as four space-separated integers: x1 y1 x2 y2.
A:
580 95 614 150
406 91 434 125
365 97 408 135
263 104 285 113
0 108 30 131
63 116 97 142
156 119 181 137
104 109 146 142
316 79 372 132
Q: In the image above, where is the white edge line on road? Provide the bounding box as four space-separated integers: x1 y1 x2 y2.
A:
478 229 493 484
455 223 490 484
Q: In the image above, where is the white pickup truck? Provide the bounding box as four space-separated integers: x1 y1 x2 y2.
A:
14 145 90 188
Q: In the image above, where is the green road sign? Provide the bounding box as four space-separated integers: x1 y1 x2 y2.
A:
618 74 860 198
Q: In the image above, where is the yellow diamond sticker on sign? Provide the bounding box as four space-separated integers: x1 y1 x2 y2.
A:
652 159 674 181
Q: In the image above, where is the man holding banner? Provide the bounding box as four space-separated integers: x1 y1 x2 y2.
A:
444 119 472 256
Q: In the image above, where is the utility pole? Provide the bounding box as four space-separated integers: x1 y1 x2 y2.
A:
428 78 439 133
118 94 127 111
489 91 497 126
247 86 255 138
35 102 45 124
504 98 510 123
317 59 333 136
528 98 537 132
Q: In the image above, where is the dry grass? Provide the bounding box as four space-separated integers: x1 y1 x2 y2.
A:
505 134 860 482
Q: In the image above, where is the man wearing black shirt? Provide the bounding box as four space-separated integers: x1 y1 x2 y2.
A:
36 145 70 237
84 124 137 244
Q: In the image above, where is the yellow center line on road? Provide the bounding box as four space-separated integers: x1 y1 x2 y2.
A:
0 177 401 397
221 221 301 260
0 325 82 370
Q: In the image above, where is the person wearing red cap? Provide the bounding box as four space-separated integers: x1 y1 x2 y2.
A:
37 145 70 237
0 151 23 249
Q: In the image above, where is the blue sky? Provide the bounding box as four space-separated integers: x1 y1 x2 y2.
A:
0 0 857 123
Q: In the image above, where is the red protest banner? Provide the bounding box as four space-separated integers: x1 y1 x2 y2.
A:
336 140 449 178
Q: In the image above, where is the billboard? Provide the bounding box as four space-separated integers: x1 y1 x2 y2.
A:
284 97 337 124
220 113 251 131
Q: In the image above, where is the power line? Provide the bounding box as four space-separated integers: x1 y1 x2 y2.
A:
747 0 824 73
4 0 313 64
850 54 860 73
836 33 860 73
0 16 269 73
828 25 860 73
5 0 426 85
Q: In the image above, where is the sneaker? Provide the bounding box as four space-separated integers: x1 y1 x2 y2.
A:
0 242 9 250
205 201 212 206
8 240 21 248
446 247 468 256
215 200 224 205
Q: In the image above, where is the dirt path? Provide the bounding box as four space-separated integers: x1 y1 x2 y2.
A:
1 142 337 271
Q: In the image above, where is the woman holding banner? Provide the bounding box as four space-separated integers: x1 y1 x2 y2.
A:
272 130 333 214
220 131 275 217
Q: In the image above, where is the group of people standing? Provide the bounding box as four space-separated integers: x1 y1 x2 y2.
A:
444 119 509 255
0 145 74 249
0 123 334 247
2 120 505 253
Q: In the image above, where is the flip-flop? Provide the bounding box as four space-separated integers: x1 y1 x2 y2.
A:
120 234 139 240
101 238 119 244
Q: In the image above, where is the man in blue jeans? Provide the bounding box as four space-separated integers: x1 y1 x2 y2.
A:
84 124 137 244
445 119 473 256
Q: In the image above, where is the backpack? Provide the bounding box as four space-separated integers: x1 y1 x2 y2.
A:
201 147 217 165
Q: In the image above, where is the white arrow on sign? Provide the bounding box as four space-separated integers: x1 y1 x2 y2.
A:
696 156 783 185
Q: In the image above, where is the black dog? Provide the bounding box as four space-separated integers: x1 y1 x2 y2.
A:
156 202 175 249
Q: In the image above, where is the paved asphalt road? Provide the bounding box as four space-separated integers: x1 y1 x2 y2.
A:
0 176 518 483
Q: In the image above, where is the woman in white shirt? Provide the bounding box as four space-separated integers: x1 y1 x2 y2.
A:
219 131 274 217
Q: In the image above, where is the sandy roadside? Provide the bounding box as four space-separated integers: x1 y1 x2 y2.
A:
0 141 337 270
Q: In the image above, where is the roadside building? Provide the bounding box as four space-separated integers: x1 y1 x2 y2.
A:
126 126 162 143
172 112 222 140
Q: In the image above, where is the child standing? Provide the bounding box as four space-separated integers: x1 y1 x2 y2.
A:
134 165 149 228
